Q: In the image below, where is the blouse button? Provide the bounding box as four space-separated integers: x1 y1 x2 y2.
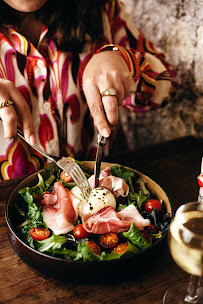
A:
44 101 50 110
37 59 44 68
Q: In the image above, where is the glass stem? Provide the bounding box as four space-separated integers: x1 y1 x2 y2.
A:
184 275 201 303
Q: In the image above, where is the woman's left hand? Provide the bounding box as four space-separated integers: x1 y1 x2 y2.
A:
82 50 132 137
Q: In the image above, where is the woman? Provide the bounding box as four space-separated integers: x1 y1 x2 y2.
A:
0 0 175 179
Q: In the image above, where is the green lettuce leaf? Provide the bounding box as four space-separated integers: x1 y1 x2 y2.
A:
124 241 139 255
123 222 150 251
35 234 67 252
110 164 136 184
100 251 121 260
74 241 100 261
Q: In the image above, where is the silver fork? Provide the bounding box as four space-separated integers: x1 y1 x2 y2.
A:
17 129 92 201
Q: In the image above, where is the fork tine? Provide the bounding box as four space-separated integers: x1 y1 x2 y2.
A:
70 166 92 201
16 129 91 200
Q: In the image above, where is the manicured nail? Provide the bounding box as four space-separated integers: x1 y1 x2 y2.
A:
29 135 35 145
102 128 110 137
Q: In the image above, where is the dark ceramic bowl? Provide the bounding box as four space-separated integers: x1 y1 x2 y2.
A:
6 162 172 282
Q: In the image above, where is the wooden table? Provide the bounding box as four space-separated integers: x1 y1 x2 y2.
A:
0 136 203 304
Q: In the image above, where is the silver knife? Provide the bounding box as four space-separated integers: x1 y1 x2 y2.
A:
93 134 107 188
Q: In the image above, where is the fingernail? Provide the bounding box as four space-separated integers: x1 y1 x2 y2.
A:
29 135 35 145
102 128 110 137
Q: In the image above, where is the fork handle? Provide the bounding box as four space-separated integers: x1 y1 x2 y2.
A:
16 128 61 162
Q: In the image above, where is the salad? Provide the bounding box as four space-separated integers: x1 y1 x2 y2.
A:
15 161 171 262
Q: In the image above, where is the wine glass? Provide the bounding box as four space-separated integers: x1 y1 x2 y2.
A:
163 201 203 304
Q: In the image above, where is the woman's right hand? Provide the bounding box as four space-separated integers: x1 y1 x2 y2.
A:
0 79 35 144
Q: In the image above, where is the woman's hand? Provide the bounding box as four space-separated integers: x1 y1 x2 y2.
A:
0 79 35 144
82 50 132 137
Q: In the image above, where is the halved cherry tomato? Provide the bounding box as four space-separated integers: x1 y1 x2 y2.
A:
60 170 73 182
99 232 118 249
147 223 158 234
145 199 162 213
73 224 90 239
30 227 50 241
87 241 101 255
112 243 128 255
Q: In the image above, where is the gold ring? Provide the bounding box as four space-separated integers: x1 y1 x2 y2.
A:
0 100 14 108
100 88 116 98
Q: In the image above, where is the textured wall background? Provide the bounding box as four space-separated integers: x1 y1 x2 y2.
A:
120 0 203 150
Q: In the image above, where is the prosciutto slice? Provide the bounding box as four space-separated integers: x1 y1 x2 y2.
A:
88 167 129 198
82 206 130 234
43 181 80 235
118 205 150 229
82 205 150 234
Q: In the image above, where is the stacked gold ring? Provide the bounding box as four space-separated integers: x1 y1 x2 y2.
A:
0 100 14 108
100 88 116 98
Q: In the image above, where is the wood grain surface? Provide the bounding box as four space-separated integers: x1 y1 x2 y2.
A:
0 136 202 304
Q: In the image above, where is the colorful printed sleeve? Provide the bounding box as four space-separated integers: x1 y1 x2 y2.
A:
98 0 177 113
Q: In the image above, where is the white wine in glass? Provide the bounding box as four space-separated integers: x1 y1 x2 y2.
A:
163 201 203 304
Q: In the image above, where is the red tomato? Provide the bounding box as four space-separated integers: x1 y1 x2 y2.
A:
60 171 73 182
73 224 90 239
99 233 118 249
87 241 101 255
140 230 151 244
147 223 158 234
112 243 128 255
41 199 45 205
30 227 50 241
145 199 162 213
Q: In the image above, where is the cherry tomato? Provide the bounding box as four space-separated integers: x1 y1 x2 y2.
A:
145 199 162 213
73 224 90 239
99 233 118 249
60 171 73 182
140 230 151 244
112 243 128 255
30 227 50 241
147 223 158 234
87 241 101 255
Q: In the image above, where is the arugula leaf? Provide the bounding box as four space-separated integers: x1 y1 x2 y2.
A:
137 178 150 195
44 162 61 182
74 241 100 261
35 234 67 252
110 164 136 184
127 190 149 212
123 222 150 251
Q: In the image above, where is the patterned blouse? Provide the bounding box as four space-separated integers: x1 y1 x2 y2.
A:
0 0 175 180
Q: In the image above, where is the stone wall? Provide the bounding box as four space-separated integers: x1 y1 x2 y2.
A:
120 0 203 150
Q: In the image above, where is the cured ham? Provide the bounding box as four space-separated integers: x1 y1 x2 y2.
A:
82 206 130 234
82 205 150 234
88 167 129 198
118 205 150 229
43 181 80 235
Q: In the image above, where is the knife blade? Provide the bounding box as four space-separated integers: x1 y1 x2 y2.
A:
93 134 107 188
